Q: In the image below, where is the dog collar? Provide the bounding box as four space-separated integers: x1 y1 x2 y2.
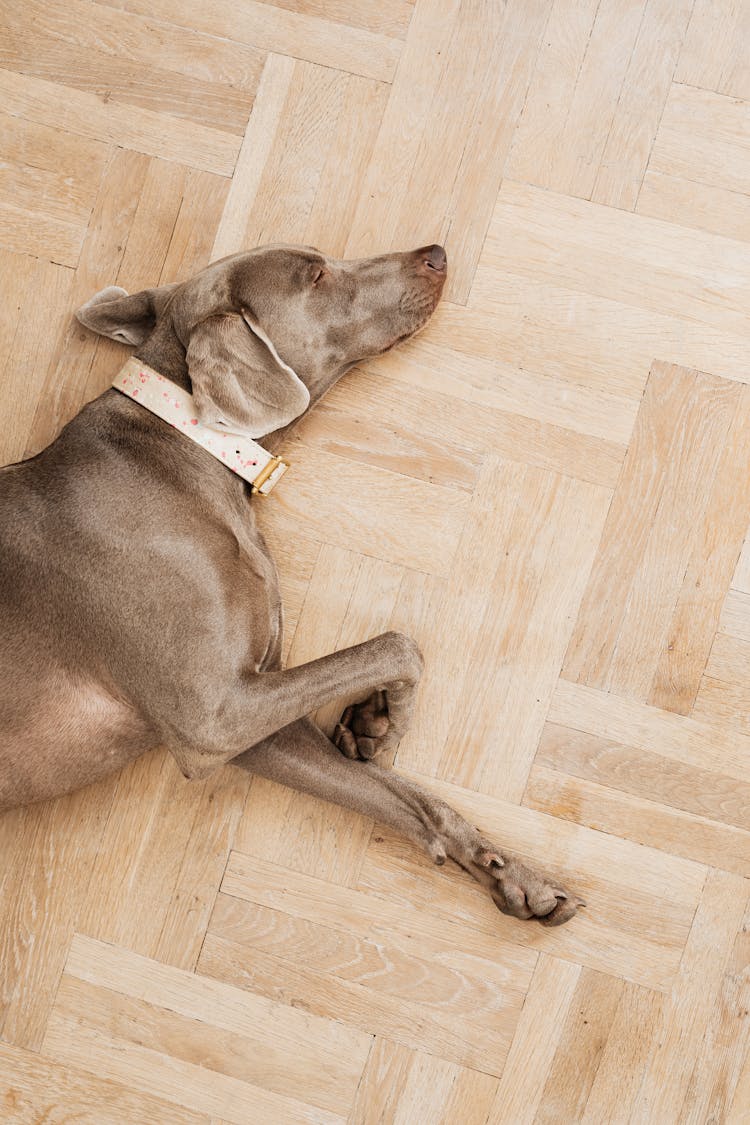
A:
112 357 289 495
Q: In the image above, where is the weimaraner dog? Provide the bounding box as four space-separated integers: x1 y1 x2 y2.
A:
0 244 583 926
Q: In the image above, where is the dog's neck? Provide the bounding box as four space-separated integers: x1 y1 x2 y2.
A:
132 323 298 452
113 357 290 495
134 323 190 390
131 321 351 455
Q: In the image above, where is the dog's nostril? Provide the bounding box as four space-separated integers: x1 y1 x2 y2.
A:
424 244 447 273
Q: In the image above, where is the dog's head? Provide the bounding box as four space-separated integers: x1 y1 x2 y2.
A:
76 244 447 438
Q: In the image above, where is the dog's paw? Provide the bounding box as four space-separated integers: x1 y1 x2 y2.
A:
333 691 393 760
474 848 585 926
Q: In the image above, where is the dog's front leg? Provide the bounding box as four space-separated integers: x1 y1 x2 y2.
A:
166 631 422 780
232 717 584 926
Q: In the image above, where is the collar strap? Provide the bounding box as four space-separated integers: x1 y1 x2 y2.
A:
112 357 289 495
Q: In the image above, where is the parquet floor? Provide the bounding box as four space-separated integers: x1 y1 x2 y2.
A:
1 1 749 1122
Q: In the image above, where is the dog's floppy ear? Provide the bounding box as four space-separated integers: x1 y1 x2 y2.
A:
75 284 176 345
186 312 310 437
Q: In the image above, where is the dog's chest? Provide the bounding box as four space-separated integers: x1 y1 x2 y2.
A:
228 523 284 672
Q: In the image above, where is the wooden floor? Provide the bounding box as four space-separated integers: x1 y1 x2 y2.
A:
2 1 750 1121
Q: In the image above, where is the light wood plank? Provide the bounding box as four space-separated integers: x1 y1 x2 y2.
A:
509 0 692 208
580 983 664 1124
486 955 580 1125
629 869 750 1121
23 147 150 456
0 67 240 174
5 0 265 93
393 460 503 777
693 671 750 740
27 157 229 459
298 354 626 489
534 968 625 1123
149 765 250 972
483 179 750 336
396 456 609 781
591 0 693 209
346 0 551 301
43 934 369 1125
438 458 610 800
293 373 483 493
255 0 413 39
506 0 601 192
679 896 750 1124
649 381 750 710
260 446 469 576
212 52 390 262
254 525 321 666
0 18 256 134
732 533 750 593
468 262 750 398
111 0 402 82
564 361 750 710
369 326 639 447
650 83 750 198
529 0 644 200
719 588 750 641
638 169 750 243
158 168 231 286
211 52 296 260
0 780 118 1052
694 630 750 738
0 112 107 224
358 770 706 991
549 677 750 783
675 0 747 95
202 852 537 1074
213 55 389 259
728 1041 750 1124
525 761 750 876
348 1040 498 1125
0 252 73 464
536 716 750 830
0 1040 207 1125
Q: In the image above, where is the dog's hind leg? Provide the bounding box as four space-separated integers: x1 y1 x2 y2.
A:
232 717 584 927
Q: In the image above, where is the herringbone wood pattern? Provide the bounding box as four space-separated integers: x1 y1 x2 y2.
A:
1 2 749 1122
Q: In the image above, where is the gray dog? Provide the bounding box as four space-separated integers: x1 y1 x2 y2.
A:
0 243 583 926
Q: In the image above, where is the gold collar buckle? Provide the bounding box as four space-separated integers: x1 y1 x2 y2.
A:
251 456 289 495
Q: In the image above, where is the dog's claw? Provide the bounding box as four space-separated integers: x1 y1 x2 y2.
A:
468 842 584 927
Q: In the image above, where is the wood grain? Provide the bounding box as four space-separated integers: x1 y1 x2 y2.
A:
628 869 750 1122
348 1039 498 1125
0 1040 207 1125
486 954 580 1125
564 361 750 709
0 67 240 174
508 0 693 209
43 935 369 1124
346 0 551 301
650 83 750 197
638 170 750 243
438 458 610 800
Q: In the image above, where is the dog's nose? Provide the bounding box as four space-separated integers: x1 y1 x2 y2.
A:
424 244 447 273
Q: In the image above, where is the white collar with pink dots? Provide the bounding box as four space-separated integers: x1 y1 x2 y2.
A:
112 357 289 495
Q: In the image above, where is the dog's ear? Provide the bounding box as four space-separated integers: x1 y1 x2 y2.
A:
75 285 177 345
185 312 310 437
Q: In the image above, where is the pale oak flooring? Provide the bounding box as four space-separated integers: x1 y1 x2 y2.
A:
1 1 750 1122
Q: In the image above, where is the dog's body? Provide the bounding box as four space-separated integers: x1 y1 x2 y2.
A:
0 244 583 926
